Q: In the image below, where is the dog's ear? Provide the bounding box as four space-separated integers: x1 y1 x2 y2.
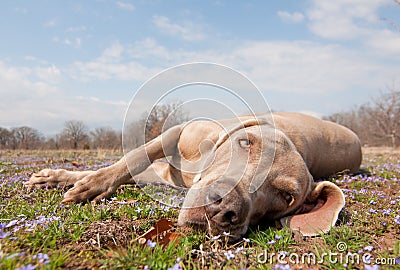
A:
280 181 345 237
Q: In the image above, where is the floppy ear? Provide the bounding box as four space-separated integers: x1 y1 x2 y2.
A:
280 181 345 237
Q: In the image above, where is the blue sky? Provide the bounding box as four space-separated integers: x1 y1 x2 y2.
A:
1 0 399 135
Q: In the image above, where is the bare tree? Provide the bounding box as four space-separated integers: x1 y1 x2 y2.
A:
326 82 400 148
10 126 44 149
324 110 360 133
90 127 120 149
143 102 188 142
123 102 188 151
0 127 13 149
123 120 145 151
60 120 88 149
362 83 400 148
43 137 58 150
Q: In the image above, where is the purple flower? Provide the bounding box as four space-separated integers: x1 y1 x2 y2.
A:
275 234 282 240
369 208 378 214
364 265 379 270
382 209 392 215
364 246 374 252
268 240 276 245
235 246 244 254
0 230 10 239
146 239 156 248
6 252 24 259
395 215 400 225
211 235 221 241
242 237 250 243
116 201 127 205
223 250 235 260
33 253 50 264
168 263 182 270
273 264 291 270
16 265 36 270
6 219 18 228
168 259 182 270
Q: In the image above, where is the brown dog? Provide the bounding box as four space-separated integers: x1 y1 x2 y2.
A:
26 112 362 240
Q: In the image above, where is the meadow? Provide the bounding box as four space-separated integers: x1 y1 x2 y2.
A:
0 149 399 269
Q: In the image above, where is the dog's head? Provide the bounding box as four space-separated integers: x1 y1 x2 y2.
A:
177 118 345 241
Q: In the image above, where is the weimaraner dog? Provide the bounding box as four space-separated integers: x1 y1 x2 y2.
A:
26 112 362 241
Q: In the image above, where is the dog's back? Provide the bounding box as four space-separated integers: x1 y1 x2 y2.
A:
273 112 362 178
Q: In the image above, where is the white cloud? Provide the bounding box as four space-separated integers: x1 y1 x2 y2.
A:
0 61 61 130
67 38 397 97
70 42 160 81
100 41 124 62
14 7 28 14
0 61 127 134
66 26 87 32
64 37 81 48
366 29 400 56
116 1 135 11
0 62 58 97
34 65 62 82
76 96 128 107
43 19 57 28
228 41 387 95
305 0 400 58
306 0 390 39
128 38 171 60
152 15 206 41
72 60 159 81
54 36 82 48
277 11 304 23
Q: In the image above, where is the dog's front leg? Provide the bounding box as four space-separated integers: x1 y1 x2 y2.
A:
62 125 183 203
26 169 94 188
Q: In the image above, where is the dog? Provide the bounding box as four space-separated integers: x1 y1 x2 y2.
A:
26 112 362 241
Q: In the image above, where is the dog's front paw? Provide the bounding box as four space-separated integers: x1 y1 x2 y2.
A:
25 169 72 188
62 170 118 203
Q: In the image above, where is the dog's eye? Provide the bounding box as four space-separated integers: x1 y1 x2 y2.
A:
283 192 295 207
239 139 251 148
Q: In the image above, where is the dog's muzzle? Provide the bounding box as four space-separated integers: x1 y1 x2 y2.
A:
203 178 251 239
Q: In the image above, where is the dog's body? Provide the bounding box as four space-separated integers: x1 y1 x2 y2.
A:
27 112 362 240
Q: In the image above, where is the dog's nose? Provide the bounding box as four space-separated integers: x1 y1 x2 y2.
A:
205 180 249 226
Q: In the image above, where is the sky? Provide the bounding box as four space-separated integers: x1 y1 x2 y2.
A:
1 0 400 136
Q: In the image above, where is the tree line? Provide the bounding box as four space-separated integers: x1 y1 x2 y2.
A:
1 88 399 150
324 82 400 148
0 121 121 150
0 102 188 150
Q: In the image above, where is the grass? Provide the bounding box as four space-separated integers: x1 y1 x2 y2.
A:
0 149 399 269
